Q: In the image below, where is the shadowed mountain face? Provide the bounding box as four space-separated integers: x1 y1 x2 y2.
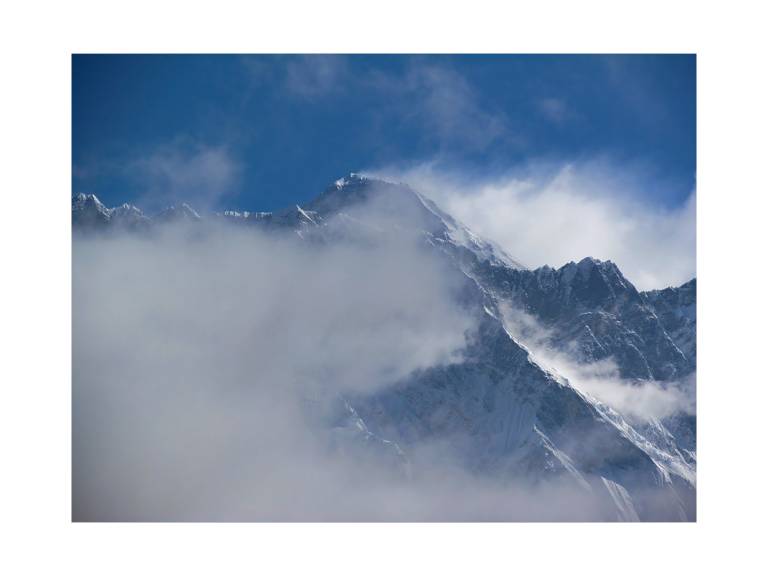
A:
72 193 111 229
73 174 696 521
643 279 697 372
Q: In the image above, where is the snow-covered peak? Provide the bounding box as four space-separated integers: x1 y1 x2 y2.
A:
156 203 202 222
563 256 613 273
72 192 109 214
308 173 391 216
179 203 201 219
304 174 526 269
334 172 368 190
557 257 626 288
72 193 112 228
111 203 144 217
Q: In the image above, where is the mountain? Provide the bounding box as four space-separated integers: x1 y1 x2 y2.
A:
155 203 201 223
72 193 112 229
72 174 696 520
72 193 150 231
476 257 694 381
72 194 202 230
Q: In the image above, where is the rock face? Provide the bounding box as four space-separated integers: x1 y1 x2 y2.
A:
643 279 697 373
72 174 696 520
471 258 694 381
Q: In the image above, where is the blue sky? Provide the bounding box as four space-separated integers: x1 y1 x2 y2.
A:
73 54 695 213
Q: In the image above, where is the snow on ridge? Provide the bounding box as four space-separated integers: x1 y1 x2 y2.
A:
411 190 527 270
334 172 369 190
295 205 318 225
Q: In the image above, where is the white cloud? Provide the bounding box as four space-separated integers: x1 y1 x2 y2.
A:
408 65 507 150
72 216 484 520
371 160 696 290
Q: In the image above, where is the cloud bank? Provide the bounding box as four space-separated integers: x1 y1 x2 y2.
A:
371 160 695 290
73 219 484 520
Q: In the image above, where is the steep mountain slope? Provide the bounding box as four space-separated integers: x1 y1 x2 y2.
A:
643 279 697 372
470 258 694 381
72 174 697 520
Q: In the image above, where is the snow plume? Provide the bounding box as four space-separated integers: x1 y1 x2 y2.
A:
369 160 695 290
499 303 696 422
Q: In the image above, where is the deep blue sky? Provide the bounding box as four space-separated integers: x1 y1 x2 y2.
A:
72 54 695 212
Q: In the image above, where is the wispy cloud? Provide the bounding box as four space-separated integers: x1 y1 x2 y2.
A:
242 55 349 99
243 56 514 152
537 97 569 124
371 62 512 152
133 141 241 211
405 64 508 150
372 159 695 290
284 55 348 98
